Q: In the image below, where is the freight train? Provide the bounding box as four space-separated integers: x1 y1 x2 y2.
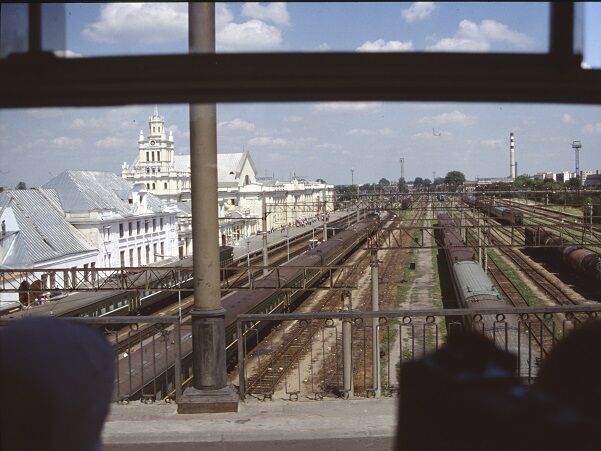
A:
114 213 381 400
464 196 523 226
525 226 601 285
437 212 505 319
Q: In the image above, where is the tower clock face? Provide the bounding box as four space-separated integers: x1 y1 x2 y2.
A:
150 140 156 145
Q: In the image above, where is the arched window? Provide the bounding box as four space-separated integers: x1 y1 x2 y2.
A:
244 174 250 185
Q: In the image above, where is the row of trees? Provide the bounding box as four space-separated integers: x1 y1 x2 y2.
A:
334 171 467 196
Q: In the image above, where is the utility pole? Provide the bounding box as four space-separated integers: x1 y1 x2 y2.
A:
179 2 237 414
399 157 404 181
262 196 269 276
370 250 381 397
572 140 582 187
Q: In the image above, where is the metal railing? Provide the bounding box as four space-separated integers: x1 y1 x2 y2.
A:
0 316 183 403
236 305 601 401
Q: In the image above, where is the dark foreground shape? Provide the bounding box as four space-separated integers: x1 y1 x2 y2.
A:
0 317 115 451
396 330 595 451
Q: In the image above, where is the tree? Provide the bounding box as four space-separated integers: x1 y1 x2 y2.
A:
432 177 445 187
15 181 26 190
423 178 432 186
444 171 465 186
398 177 408 193
378 178 390 186
413 177 424 187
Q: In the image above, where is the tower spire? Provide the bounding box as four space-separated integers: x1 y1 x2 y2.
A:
154 104 159 116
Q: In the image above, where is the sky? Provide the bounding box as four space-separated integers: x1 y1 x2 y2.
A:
1 2 601 187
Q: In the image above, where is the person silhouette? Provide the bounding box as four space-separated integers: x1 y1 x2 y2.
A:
0 317 115 451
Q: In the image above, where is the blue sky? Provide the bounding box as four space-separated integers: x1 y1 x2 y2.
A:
1 2 601 187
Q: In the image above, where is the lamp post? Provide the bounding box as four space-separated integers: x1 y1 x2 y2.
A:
286 227 290 261
246 237 251 285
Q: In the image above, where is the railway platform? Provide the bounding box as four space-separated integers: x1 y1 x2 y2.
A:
102 398 397 450
231 210 354 260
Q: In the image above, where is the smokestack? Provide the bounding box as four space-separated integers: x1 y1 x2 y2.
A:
510 132 516 179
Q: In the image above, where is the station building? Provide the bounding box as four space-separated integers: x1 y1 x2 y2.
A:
43 170 179 268
122 108 335 251
0 188 99 311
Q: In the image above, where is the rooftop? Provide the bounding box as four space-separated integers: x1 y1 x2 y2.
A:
0 189 96 268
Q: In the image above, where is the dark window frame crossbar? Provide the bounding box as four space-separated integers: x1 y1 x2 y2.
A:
0 2 599 107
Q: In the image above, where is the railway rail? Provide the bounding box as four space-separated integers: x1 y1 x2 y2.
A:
243 199 428 399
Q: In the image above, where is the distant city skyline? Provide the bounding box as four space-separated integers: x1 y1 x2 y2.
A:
1 2 601 187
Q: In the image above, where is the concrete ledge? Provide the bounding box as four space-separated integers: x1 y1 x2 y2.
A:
103 398 397 451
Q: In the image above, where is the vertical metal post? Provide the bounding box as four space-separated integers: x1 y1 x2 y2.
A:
246 238 251 285
323 217 328 242
178 270 182 323
477 213 482 265
342 291 353 398
237 320 245 400
174 320 183 403
28 3 42 53
178 2 238 413
483 219 488 274
262 196 269 276
371 250 381 397
460 208 465 242
286 228 290 262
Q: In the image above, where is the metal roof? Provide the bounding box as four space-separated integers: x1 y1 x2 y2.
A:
42 170 165 216
171 152 256 184
452 260 501 303
0 189 96 268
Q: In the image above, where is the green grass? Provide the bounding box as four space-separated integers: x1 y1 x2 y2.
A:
487 251 542 307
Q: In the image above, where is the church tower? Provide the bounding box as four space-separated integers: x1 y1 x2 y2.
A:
122 106 177 200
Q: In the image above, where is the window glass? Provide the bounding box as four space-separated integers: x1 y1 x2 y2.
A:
46 3 551 57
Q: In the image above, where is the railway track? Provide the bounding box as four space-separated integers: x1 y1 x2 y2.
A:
244 217 386 398
110 215 358 352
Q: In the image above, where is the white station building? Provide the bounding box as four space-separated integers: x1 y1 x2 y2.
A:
122 108 335 252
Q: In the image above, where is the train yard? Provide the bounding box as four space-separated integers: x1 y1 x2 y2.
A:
2 190 601 402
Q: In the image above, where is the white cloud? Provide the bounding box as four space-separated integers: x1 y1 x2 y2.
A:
82 3 284 52
54 49 83 58
427 19 532 52
51 137 83 149
402 2 436 23
583 123 601 134
241 2 290 27
562 113 576 124
316 143 342 150
218 118 256 132
480 139 502 148
82 3 187 44
284 115 303 123
248 136 289 146
313 102 383 113
582 61 592 69
218 19 282 52
27 109 64 119
411 130 451 139
95 137 128 149
428 38 489 52
348 128 374 136
357 39 413 52
318 43 330 51
348 127 394 136
418 110 472 126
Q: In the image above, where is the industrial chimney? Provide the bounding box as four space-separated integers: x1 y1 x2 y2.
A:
510 132 516 179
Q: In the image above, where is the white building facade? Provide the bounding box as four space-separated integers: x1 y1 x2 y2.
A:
43 171 179 268
0 189 99 311
122 108 335 253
